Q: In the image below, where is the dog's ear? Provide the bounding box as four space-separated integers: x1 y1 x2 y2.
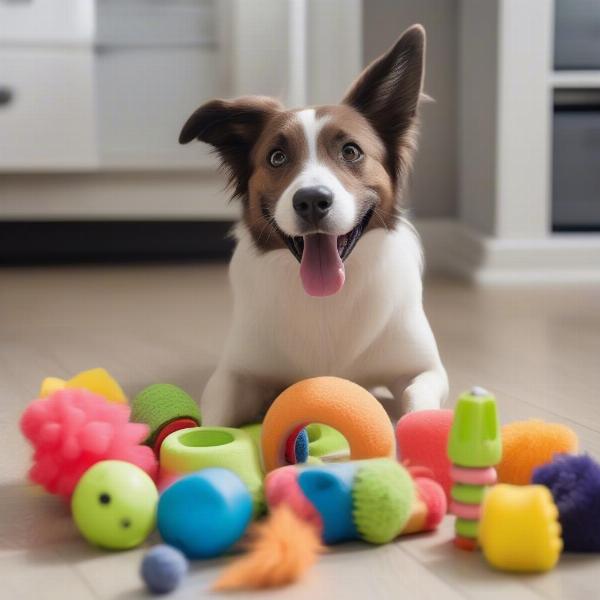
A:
179 96 283 198
342 25 425 178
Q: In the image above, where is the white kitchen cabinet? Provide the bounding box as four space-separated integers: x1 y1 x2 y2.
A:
0 0 94 46
0 0 220 171
0 48 97 169
95 47 219 169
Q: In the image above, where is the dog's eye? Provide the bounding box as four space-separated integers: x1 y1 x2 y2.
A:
268 149 287 168
341 143 362 163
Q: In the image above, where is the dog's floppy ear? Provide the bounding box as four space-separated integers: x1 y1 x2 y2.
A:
179 96 283 198
342 25 426 178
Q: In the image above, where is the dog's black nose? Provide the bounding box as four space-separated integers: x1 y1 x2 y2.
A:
293 186 333 224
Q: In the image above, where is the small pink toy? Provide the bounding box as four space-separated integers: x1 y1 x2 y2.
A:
396 409 454 501
20 388 157 499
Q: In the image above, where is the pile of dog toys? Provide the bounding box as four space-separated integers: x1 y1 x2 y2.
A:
19 368 600 594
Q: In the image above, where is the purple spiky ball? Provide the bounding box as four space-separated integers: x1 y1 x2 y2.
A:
533 454 600 552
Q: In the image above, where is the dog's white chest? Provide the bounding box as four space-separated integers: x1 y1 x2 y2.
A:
225 224 424 385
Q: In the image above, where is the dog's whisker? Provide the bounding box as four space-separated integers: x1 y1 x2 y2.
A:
372 207 391 232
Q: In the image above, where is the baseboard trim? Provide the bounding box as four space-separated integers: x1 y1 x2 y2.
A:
4 218 600 281
415 218 600 284
0 220 236 265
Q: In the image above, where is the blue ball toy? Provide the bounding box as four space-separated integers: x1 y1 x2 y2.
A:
157 468 253 559
141 544 188 594
295 428 309 463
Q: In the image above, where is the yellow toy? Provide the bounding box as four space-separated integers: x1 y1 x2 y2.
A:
478 484 562 573
39 367 128 404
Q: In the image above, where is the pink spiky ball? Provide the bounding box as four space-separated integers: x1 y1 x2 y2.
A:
20 388 157 499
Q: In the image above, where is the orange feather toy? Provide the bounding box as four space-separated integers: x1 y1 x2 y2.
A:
213 506 323 591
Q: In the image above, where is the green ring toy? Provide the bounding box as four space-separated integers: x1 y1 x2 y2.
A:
159 427 264 513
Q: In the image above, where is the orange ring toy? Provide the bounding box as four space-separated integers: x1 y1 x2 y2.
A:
261 376 395 472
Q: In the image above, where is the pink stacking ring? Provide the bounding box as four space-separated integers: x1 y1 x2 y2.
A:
450 466 497 485
450 500 482 520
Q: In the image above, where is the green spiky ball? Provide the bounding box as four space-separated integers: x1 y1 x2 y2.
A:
352 459 415 544
131 384 201 444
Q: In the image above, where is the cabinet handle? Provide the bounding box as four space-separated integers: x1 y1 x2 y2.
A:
0 86 14 107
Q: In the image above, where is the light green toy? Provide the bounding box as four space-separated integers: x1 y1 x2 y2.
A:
239 423 263 450
448 387 502 468
160 427 265 513
448 386 502 550
71 460 158 550
306 423 349 457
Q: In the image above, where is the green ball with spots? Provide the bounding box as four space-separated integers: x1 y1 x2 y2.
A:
71 460 158 550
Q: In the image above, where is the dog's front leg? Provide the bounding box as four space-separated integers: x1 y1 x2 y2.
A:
200 368 274 427
390 367 449 415
388 303 449 416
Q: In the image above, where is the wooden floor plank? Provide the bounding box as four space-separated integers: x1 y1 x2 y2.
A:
1 265 600 599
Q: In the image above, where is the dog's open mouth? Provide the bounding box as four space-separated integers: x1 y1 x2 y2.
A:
279 208 374 297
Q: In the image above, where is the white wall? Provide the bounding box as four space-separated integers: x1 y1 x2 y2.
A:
362 0 458 219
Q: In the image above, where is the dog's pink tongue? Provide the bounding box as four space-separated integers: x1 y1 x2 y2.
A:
300 234 345 297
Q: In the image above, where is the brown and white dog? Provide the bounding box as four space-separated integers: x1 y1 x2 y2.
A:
180 25 448 426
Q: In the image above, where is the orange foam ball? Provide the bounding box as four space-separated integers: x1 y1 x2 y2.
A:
497 420 579 485
261 377 395 473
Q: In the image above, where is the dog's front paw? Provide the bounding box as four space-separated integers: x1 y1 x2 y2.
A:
201 368 275 427
394 368 449 414
401 385 441 412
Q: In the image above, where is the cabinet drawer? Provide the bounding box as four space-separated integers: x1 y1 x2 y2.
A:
555 0 600 69
0 0 94 46
96 46 219 168
553 108 600 229
0 49 97 169
96 0 217 48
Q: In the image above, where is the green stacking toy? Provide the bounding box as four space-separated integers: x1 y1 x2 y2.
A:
448 387 502 468
448 387 502 550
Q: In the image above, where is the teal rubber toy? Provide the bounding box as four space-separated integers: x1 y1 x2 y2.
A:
71 460 158 550
157 468 253 559
159 426 264 513
297 459 415 545
298 462 359 544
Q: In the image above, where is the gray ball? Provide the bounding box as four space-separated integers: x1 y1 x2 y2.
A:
141 544 188 594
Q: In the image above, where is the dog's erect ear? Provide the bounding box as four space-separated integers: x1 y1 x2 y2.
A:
179 96 283 198
342 25 425 178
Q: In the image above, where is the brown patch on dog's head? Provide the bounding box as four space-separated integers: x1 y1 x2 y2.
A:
179 96 285 201
313 104 396 232
180 25 425 257
342 25 425 207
